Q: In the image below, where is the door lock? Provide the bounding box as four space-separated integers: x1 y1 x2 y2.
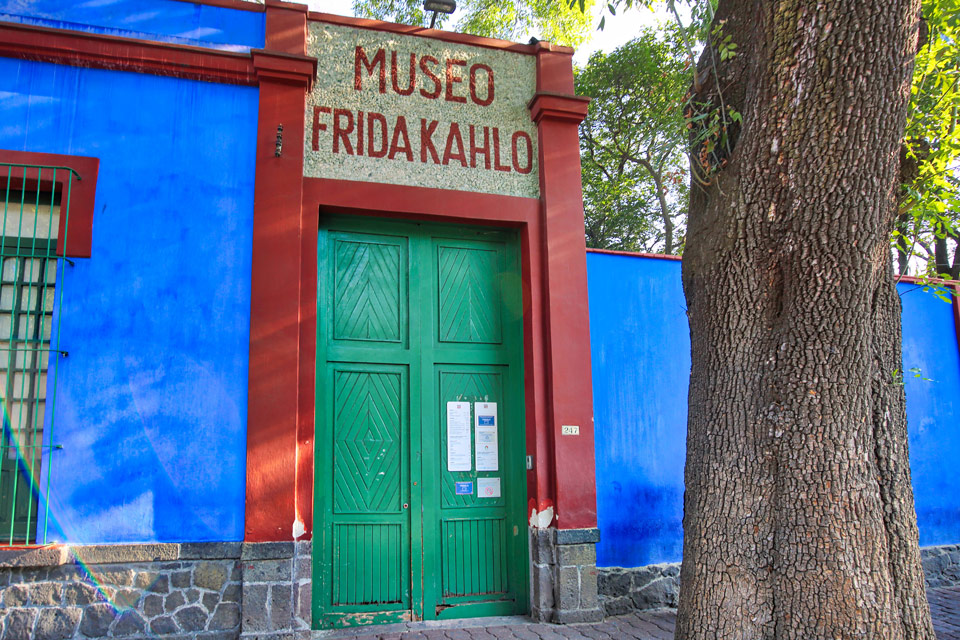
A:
403 503 409 509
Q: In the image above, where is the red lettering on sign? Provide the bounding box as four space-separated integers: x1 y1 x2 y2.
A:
356 110 365 155
491 128 511 172
419 56 442 99
445 59 467 104
368 112 388 158
511 131 533 174
469 125 490 169
389 116 413 161
420 119 441 164
442 123 467 167
312 106 331 152
355 46 386 93
333 109 355 155
469 64 494 106
391 52 416 96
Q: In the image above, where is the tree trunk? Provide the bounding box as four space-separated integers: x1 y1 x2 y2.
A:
676 1 935 638
637 156 675 254
934 233 960 279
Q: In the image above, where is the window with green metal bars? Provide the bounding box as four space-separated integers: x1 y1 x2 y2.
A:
0 164 75 546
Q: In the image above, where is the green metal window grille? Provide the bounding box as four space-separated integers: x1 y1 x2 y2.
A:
0 162 75 546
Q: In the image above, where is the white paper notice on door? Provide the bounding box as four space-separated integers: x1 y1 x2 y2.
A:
474 402 499 472
447 402 472 472
477 477 501 498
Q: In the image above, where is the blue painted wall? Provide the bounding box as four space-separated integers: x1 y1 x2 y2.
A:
0 0 264 51
1 58 257 543
588 253 688 568
588 252 960 567
900 281 960 547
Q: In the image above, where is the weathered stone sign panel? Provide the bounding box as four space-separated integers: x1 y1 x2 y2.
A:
305 22 540 198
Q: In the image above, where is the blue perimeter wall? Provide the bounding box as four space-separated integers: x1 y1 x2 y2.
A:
588 252 960 568
0 0 264 50
0 55 258 543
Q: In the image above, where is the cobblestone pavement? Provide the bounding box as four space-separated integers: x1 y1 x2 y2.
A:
932 586 960 640
317 585 960 640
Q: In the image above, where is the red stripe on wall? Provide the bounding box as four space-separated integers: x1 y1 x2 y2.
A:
0 22 258 86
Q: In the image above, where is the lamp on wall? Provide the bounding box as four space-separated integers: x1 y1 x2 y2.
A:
424 0 456 29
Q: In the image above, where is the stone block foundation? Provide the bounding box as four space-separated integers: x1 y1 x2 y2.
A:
529 527 603 624
597 543 960 617
5 538 954 635
0 541 312 640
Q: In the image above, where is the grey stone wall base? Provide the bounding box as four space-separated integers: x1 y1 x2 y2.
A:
0 540 312 639
529 527 602 624
0 541 246 639
921 543 960 588
596 543 960 617
240 540 312 638
598 562 680 617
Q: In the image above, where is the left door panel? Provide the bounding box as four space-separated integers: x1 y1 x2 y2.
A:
315 229 417 628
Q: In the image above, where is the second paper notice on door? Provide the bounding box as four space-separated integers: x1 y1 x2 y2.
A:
475 402 499 472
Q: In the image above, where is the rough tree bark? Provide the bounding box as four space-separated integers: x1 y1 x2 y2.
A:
677 1 935 638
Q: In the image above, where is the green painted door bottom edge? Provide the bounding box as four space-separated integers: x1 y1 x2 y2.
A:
313 215 528 629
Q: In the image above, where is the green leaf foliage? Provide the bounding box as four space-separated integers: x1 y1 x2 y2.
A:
899 0 960 281
576 25 690 253
351 0 595 47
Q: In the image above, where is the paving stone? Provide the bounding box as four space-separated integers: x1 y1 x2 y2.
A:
271 583 294 627
29 581 62 605
45 564 82 581
556 566 580 610
79 604 116 637
242 584 269 632
143 593 165 617
175 604 208 632
72 543 180 565
113 610 148 637
204 590 221 611
33 608 80 640
210 602 241 630
223 582 242 603
195 561 229 591
556 544 596 568
113 587 141 609
171 570 192 588
166 589 186 612
245 558 292 583
241 541 295 561
3 584 27 606
180 542 242 560
91 568 134 587
150 615 179 635
3 609 37 639
62 581 100 605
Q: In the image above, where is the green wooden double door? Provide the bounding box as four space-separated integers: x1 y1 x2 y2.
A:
314 217 528 628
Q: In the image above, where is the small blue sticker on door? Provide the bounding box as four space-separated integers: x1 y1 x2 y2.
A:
478 415 495 426
455 481 473 495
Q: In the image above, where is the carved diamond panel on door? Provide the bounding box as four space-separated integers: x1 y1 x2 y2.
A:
333 370 402 513
437 244 502 344
333 234 406 343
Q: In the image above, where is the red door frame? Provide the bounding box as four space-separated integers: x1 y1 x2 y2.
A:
243 4 599 541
